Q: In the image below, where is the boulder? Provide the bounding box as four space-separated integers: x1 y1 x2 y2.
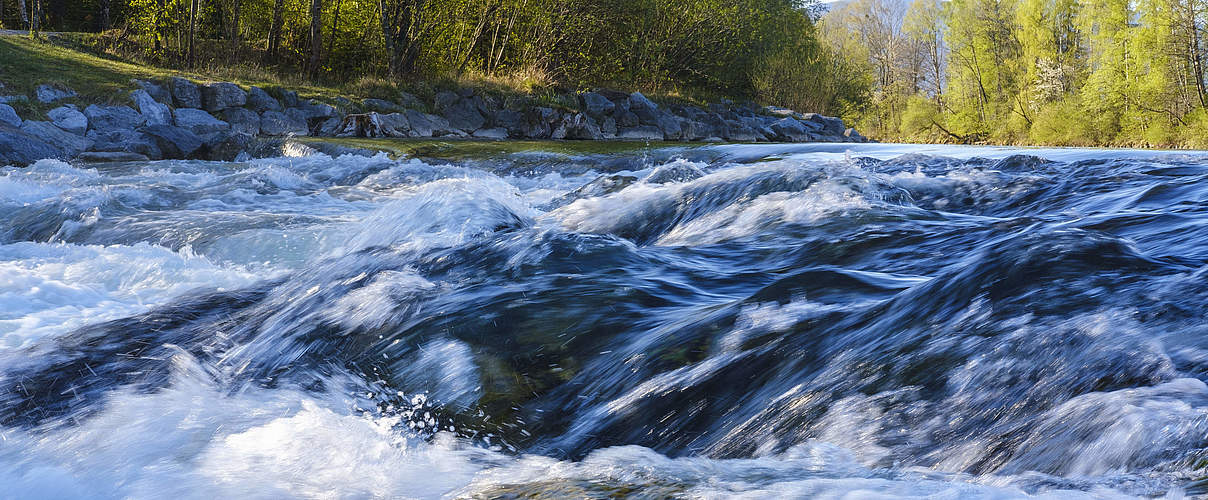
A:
493 109 525 137
656 113 683 140
174 108 231 136
169 77 202 109
427 113 463 137
770 118 813 142
519 107 556 138
551 113 603 140
844 128 867 142
131 89 172 126
88 128 163 159
336 113 386 137
133 79 173 106
35 84 76 104
580 92 615 118
247 86 283 112
77 151 150 163
362 98 405 113
142 124 204 159
404 110 436 137
600 116 617 138
802 113 845 136
433 91 460 112
472 127 508 139
47 106 87 135
379 112 411 137
222 108 261 135
20 121 94 156
295 100 336 121
617 125 663 141
204 131 258 161
0 95 29 105
723 122 763 142
201 82 247 112
397 91 424 109
680 120 716 141
0 103 20 128
644 162 705 184
260 110 308 136
278 89 300 108
628 92 660 124
614 109 639 128
316 116 342 136
84 104 144 131
440 98 486 132
0 125 62 165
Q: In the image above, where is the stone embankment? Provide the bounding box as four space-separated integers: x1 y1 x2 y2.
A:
0 78 870 166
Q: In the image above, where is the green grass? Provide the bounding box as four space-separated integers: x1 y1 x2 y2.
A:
0 35 352 116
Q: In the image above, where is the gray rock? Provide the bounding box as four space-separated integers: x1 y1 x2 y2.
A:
317 116 342 136
770 118 813 142
260 110 308 136
600 116 617 138
628 92 660 124
681 120 716 141
134 79 173 106
614 109 639 128
88 128 163 159
542 174 638 210
285 108 316 134
77 151 150 162
278 90 300 108
427 113 463 137
457 87 475 98
802 113 845 136
222 108 261 135
204 131 258 161
84 104 144 131
723 122 763 142
404 110 436 137
247 86 282 112
363 98 404 113
169 77 202 109
519 107 556 138
142 124 204 159
201 82 247 112
844 128 867 142
433 91 459 112
379 112 410 137
472 127 508 139
763 105 797 118
493 109 524 137
20 121 94 156
0 125 62 165
617 125 663 141
440 99 486 132
296 100 336 120
397 91 424 109
0 103 20 128
657 113 683 140
174 108 231 136
0 95 29 105
36 84 76 104
47 106 87 134
131 89 172 126
551 113 603 140
580 92 616 118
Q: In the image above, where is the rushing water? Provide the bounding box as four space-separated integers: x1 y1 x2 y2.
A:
2 142 1208 498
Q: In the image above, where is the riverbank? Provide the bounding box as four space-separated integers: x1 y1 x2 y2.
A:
0 36 870 167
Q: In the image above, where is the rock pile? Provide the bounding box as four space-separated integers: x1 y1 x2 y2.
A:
0 78 869 166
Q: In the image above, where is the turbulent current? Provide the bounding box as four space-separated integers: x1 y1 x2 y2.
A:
3 142 1208 498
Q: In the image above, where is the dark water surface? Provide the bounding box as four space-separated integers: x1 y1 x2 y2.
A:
2 142 1208 498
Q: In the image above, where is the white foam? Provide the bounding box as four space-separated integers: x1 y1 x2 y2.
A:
0 242 263 348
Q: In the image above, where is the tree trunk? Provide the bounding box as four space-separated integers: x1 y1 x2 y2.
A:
17 0 27 27
266 0 285 63
98 0 110 30
187 0 198 68
326 0 340 58
29 0 40 38
380 0 425 76
229 0 241 52
308 0 322 76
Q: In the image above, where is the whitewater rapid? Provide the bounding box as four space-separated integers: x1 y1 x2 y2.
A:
2 143 1208 498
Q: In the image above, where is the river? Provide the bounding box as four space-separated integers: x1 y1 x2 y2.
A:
1 142 1206 498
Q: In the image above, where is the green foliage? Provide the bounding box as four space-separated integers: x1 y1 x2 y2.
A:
16 0 855 116
827 0 1208 147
